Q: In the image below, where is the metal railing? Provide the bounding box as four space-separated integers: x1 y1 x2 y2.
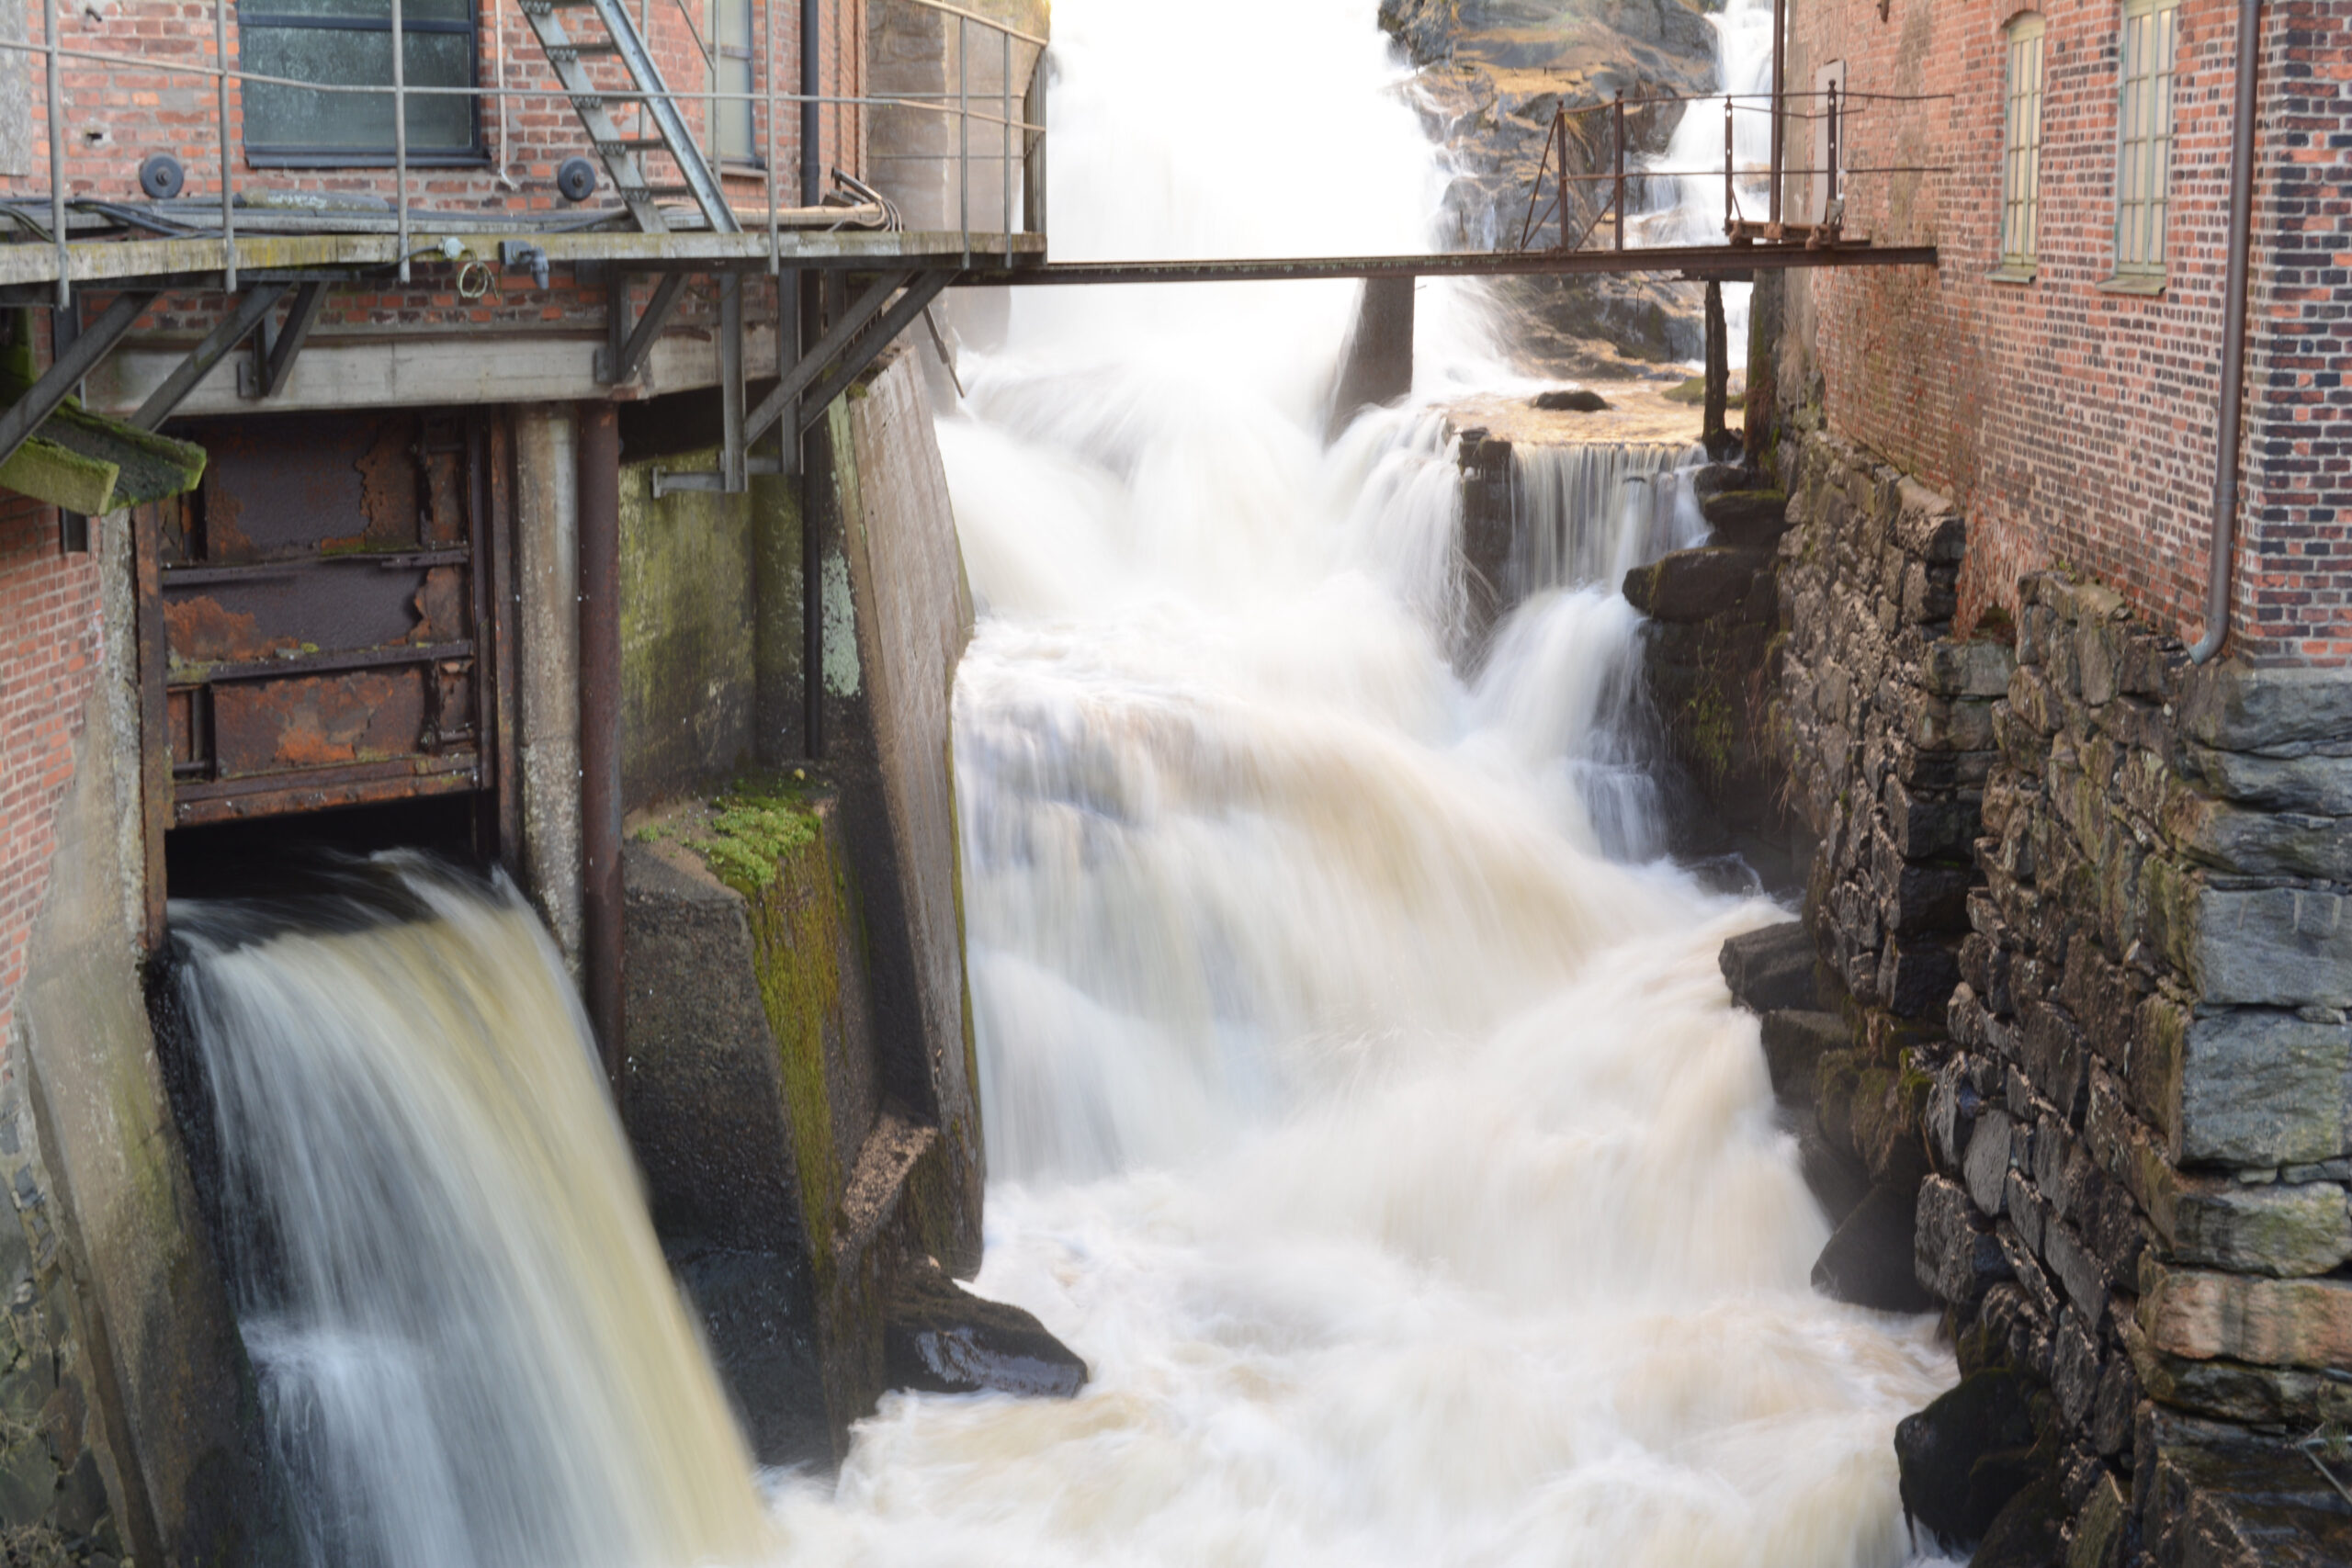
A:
0 0 1046 303
1513 86 1954 255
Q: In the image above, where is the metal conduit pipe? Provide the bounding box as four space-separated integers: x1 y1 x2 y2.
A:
578 401 626 1091
798 0 825 761
2190 0 2265 665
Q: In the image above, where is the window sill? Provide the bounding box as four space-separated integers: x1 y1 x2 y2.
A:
246 151 492 170
1987 263 2037 284
2097 273 2166 297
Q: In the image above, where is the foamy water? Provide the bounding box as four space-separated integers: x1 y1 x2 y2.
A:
768 1 1952 1563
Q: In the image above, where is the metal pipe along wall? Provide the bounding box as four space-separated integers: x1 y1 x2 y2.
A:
2189 0 2264 665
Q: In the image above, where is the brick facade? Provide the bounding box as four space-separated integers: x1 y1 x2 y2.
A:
1783 0 2349 665
0 494 102 1056
2 0 867 220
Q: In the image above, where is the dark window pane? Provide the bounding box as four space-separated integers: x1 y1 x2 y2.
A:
244 27 474 151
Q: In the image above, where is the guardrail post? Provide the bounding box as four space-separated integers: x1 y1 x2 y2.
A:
43 0 66 309
1769 0 1786 224
216 0 236 289
1723 95 1734 235
1611 88 1625 251
1826 80 1840 217
1001 27 1011 264
392 0 410 283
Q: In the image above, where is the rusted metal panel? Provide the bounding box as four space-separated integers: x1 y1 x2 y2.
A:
153 408 502 829
209 669 427 777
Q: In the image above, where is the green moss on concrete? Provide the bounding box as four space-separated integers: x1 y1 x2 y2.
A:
618 447 758 806
682 787 850 1273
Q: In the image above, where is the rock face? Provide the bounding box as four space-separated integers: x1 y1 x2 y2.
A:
1894 1368 2046 1543
1379 0 1721 371
884 1258 1088 1400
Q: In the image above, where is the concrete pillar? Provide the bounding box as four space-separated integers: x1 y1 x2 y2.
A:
513 406 583 976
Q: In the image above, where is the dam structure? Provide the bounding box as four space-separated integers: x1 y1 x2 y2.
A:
0 0 2343 1565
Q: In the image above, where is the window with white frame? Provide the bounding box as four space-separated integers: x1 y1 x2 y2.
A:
2112 0 2181 279
1998 14 2046 271
712 0 758 164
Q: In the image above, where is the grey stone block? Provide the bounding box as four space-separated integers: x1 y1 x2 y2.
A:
2154 1001 2352 1167
1759 1010 1849 1103
2180 663 2352 753
1718 922 1818 1013
1917 1174 2009 1308
2183 743 2352 818
1967 1109 2016 1216
2171 1179 2352 1278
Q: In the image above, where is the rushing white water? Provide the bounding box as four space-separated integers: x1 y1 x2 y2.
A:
775 1 1951 1563
172 860 775 1568
1510 442 1709 600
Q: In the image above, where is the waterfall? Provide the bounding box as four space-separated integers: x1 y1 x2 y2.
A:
170 856 774 1568
775 1 1952 1563
1509 440 1710 599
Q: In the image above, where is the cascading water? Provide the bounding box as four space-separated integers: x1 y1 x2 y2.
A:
775 1 1953 1564
171 858 774 1568
1509 442 1709 600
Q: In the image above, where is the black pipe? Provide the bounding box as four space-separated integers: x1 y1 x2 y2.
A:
576 400 625 1092
800 0 820 208
2189 0 2264 665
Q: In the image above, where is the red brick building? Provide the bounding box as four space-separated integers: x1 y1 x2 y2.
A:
1779 0 2347 665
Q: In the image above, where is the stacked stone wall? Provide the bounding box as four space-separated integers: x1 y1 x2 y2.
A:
1752 428 2352 1565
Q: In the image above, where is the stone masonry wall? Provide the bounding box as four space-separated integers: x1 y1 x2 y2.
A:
1764 428 2352 1565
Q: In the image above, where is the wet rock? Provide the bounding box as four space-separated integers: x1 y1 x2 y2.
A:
884 1258 1088 1400
1719 921 1818 1013
1969 1472 2065 1568
1811 1184 1934 1313
1798 1116 1871 1226
1529 388 1609 412
1700 488 1790 549
1893 1368 2045 1544
1760 1010 1847 1103
1623 547 1775 624
1916 1174 2010 1310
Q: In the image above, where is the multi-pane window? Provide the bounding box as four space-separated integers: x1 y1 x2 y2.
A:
2112 0 2181 277
1998 15 2046 270
713 0 757 163
243 0 481 164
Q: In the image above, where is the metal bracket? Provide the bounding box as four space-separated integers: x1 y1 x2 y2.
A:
791 271 954 435
650 453 783 498
596 271 688 386
132 284 289 429
744 268 916 446
501 241 551 290
239 282 330 400
0 289 161 471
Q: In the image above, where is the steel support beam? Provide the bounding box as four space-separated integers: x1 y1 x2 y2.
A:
240 281 330 400
793 271 953 433
744 267 912 446
720 272 745 491
598 270 690 385
956 243 1939 288
132 285 289 429
0 289 159 470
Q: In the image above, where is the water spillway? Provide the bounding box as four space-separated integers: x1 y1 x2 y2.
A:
169 858 773 1568
775 1 1952 1563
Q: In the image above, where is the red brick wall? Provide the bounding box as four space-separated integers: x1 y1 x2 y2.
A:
3 0 867 215
0 494 104 1052
1789 0 2347 665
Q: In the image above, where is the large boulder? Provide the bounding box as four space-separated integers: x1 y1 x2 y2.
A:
1760 1010 1848 1103
1811 1185 1935 1313
884 1258 1089 1400
1718 921 1819 1012
1623 547 1776 624
1893 1367 2048 1545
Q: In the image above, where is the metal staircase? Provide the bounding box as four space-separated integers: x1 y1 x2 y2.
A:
515 0 739 234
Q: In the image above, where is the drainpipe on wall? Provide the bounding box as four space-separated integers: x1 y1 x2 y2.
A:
798 0 825 759
2189 0 2264 664
577 401 625 1090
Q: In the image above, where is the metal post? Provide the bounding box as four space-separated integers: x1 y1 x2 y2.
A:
957 12 969 259
763 0 776 271
1825 80 1840 216
577 400 624 1095
216 0 236 290
1552 108 1569 253
1611 88 1625 251
799 0 818 207
798 270 823 761
1724 95 1735 234
41 0 66 309
1769 0 1786 225
392 0 410 284
2188 0 2265 664
1001 27 1012 264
